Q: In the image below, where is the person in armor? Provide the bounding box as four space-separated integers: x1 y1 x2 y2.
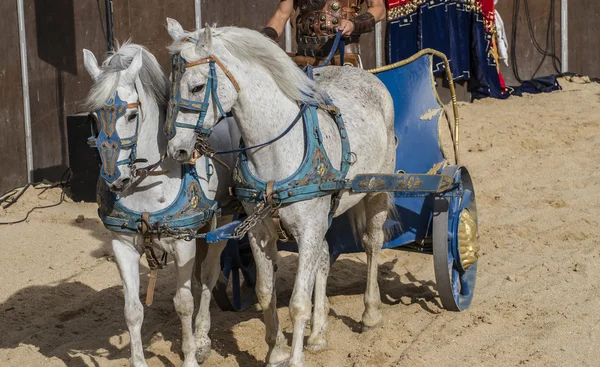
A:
261 0 386 68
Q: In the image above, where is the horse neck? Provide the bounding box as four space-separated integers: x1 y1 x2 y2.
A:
118 89 182 211
230 63 306 181
135 90 166 167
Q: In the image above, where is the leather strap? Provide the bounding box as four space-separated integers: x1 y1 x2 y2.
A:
266 181 292 242
349 12 375 35
141 211 162 306
261 26 279 41
186 56 240 92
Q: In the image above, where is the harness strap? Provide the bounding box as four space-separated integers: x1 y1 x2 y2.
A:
186 56 240 92
141 211 162 306
318 104 340 115
266 181 292 242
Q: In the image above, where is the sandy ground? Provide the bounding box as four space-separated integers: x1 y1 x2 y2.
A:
2 78 600 367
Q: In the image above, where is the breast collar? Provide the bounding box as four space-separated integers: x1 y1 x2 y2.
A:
96 163 218 237
232 95 352 207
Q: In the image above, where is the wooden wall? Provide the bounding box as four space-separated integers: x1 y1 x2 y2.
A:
0 0 599 193
567 0 600 78
495 0 600 86
0 1 27 193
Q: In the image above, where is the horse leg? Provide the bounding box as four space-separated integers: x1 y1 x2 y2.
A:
112 238 147 367
248 227 289 366
172 240 200 367
193 239 226 364
287 202 330 367
306 242 330 352
361 193 388 331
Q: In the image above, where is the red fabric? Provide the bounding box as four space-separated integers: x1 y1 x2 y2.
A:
387 0 409 9
477 0 496 30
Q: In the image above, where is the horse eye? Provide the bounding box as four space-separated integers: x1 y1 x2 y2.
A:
191 85 205 94
128 112 138 122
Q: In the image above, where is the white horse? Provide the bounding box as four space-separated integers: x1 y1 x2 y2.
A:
83 42 238 367
164 19 396 367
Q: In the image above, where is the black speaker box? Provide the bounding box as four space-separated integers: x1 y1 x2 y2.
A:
66 113 100 202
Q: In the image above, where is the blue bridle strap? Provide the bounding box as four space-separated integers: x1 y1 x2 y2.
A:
317 31 345 67
87 93 141 183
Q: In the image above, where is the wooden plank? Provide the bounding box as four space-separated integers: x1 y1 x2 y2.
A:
112 0 195 70
495 0 562 85
568 0 600 78
0 1 27 192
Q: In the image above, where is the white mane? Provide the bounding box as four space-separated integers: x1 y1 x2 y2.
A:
167 26 326 105
86 40 169 110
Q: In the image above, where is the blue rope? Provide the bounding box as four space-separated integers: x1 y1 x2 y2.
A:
214 104 309 155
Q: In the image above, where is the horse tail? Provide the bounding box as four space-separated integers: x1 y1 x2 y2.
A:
346 192 400 249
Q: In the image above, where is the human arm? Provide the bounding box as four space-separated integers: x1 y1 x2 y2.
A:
337 0 386 36
261 0 295 41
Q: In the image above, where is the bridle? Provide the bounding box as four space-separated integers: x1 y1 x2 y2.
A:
88 92 143 183
88 91 165 184
164 39 240 157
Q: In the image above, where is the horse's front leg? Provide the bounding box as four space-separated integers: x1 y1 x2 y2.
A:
286 199 330 367
172 239 199 367
247 225 289 366
193 238 226 364
307 241 330 352
112 236 147 367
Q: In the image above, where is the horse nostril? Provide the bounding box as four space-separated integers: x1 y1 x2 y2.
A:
175 149 190 162
121 178 131 187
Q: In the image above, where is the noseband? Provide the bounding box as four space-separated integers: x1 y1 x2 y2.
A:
88 93 142 183
164 41 239 143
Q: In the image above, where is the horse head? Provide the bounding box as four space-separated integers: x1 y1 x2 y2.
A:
83 43 168 193
164 19 240 163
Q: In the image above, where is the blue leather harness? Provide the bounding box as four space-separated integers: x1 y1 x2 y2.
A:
165 36 352 214
96 164 218 236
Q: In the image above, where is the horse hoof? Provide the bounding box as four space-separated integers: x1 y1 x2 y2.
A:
195 340 212 364
306 339 327 353
195 348 211 364
361 319 382 333
266 359 289 367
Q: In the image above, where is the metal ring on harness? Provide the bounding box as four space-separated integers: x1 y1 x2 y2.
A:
346 151 357 165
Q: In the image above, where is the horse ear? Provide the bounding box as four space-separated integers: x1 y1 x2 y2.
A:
83 49 101 80
197 23 213 54
166 17 185 41
123 48 143 84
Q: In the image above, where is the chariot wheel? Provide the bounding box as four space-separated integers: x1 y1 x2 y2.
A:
432 165 479 311
212 238 257 312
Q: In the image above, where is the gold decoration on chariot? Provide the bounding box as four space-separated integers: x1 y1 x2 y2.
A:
320 14 326 21
458 209 479 270
357 177 385 190
320 23 326 30
396 176 423 190
332 18 339 24
331 1 340 11
437 174 454 192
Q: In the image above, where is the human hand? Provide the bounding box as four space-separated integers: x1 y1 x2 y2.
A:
337 19 354 36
